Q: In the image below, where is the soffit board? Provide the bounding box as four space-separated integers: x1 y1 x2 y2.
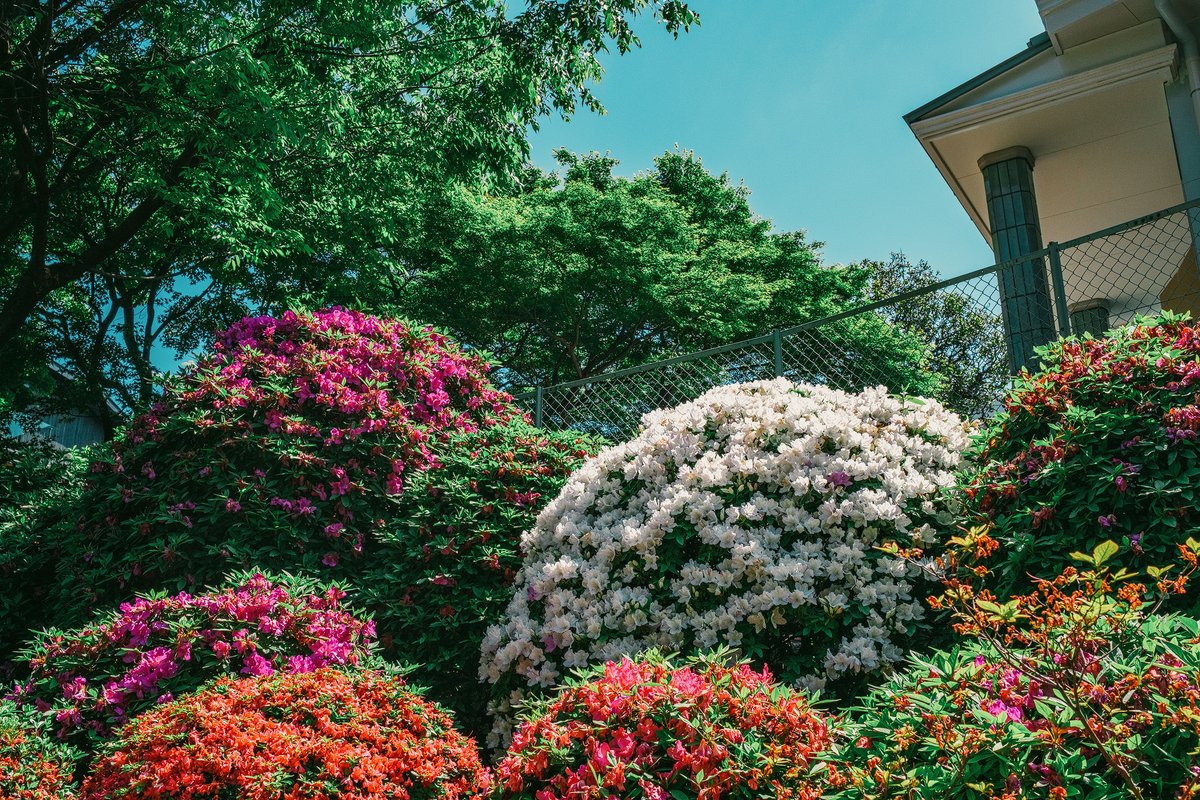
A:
910 42 1179 242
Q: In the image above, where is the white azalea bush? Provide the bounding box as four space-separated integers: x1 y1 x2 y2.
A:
480 379 970 745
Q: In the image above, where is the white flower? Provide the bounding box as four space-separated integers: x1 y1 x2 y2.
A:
480 379 968 746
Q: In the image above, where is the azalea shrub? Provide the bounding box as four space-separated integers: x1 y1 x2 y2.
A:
482 379 968 745
825 542 1200 799
493 651 832 800
82 668 488 800
26 309 596 724
0 702 80 799
962 312 1200 595
0 440 92 662
358 418 597 724
9 573 376 748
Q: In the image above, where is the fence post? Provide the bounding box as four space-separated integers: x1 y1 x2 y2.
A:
1047 242 1071 338
772 330 784 377
534 386 544 428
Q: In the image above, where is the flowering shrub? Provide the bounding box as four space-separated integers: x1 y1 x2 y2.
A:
81 668 489 800
962 312 1200 593
28 309 596 724
482 379 967 743
493 652 832 800
0 702 79 799
9 573 375 748
824 542 1200 799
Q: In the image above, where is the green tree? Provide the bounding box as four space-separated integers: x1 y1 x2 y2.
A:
392 149 864 389
0 0 698 423
861 253 1008 419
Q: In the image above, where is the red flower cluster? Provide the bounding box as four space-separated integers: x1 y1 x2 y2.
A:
81 669 488 800
493 654 831 800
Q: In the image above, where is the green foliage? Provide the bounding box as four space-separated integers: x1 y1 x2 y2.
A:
0 0 696 419
0 440 94 662
961 312 1200 597
0 439 91 529
391 149 909 390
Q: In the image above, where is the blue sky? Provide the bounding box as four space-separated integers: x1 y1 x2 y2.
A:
529 1 1046 277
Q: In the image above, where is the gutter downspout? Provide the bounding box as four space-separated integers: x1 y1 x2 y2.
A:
1157 0 1200 128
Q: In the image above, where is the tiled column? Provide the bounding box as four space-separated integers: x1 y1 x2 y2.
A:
980 147 1057 372
1069 299 1110 339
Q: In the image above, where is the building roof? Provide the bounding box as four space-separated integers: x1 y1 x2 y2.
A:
904 33 1054 125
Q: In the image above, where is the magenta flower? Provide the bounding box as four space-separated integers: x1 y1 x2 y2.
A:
9 574 375 742
240 652 275 677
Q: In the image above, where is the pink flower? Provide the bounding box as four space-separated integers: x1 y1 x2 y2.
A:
240 652 275 677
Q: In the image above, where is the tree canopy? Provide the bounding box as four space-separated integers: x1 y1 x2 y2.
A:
389 149 861 388
0 0 697 421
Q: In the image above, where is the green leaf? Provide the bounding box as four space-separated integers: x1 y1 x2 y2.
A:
1092 540 1119 566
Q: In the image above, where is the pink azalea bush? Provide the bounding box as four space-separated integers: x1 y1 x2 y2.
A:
961 312 1200 597
492 651 834 800
13 309 596 732
8 573 375 749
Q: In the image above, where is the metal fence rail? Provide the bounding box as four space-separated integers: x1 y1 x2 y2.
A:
515 197 1200 439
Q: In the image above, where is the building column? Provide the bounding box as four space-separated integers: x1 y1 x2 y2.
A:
979 147 1058 372
1069 299 1110 339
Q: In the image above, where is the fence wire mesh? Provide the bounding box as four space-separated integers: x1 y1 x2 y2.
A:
515 198 1200 439
1056 204 1200 332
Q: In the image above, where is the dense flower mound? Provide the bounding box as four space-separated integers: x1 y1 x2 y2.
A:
482 379 967 743
0 703 79 799
825 544 1200 800
493 652 832 800
962 312 1200 593
60 308 516 610
9 573 375 747
22 309 597 728
81 668 489 800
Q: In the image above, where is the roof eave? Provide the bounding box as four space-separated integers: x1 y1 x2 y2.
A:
903 32 1054 125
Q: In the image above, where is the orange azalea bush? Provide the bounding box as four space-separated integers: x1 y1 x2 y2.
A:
492 652 834 800
0 703 79 799
823 543 1200 799
82 669 488 800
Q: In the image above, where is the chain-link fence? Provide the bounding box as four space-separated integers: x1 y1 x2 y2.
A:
514 197 1200 439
